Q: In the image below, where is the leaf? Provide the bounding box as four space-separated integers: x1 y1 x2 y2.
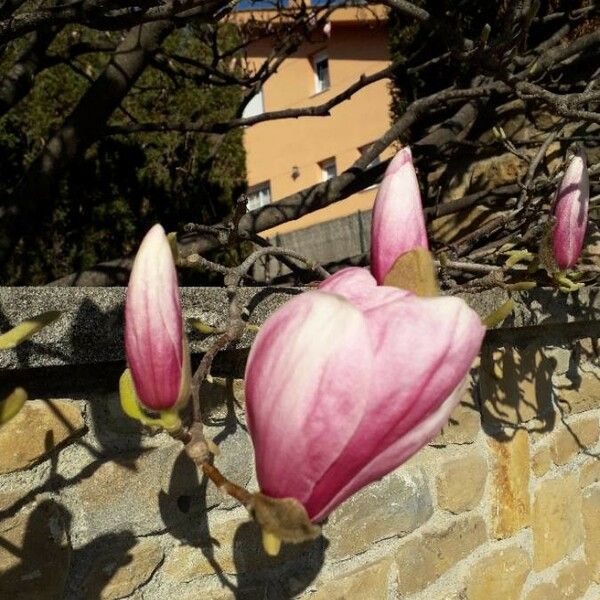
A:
119 368 148 422
119 368 182 432
189 318 220 335
0 311 61 349
482 299 515 328
0 387 27 426
383 247 439 297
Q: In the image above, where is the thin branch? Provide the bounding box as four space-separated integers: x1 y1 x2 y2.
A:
105 59 401 135
0 0 230 47
516 81 600 125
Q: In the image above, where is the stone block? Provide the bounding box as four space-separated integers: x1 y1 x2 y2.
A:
432 388 481 445
0 399 85 474
583 486 600 582
0 493 71 600
162 517 246 578
395 515 487 595
324 467 432 559
83 539 163 600
309 559 391 600
581 459 600 488
531 445 551 477
465 545 530 600
524 583 562 600
479 345 554 428
556 372 600 415
488 429 531 538
550 417 600 466
532 474 583 570
63 444 183 546
555 558 591 600
436 450 487 513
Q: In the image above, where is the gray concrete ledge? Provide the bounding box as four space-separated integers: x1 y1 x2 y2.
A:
0 285 598 371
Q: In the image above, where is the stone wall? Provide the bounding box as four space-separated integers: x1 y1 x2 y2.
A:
0 287 599 599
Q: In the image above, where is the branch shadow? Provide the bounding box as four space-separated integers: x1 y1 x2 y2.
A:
0 497 138 600
479 341 557 442
159 376 326 598
479 304 600 462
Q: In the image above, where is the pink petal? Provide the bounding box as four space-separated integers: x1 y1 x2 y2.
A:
318 267 411 310
125 224 183 411
313 378 467 521
552 148 589 270
370 147 429 284
305 294 484 520
244 291 373 510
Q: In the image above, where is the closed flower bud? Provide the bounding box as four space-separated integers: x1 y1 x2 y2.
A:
552 148 589 270
370 146 428 283
125 224 191 412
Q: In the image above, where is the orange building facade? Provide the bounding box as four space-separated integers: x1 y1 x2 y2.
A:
234 5 393 239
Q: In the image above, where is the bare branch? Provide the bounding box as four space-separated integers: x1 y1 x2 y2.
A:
105 59 401 135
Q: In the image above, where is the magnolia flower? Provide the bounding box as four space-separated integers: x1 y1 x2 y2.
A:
323 21 332 38
125 224 190 412
552 148 589 270
370 146 428 284
245 269 484 523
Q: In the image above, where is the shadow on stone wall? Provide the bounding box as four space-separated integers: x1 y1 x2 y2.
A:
479 338 600 459
159 377 326 599
0 289 327 599
479 342 557 441
0 497 143 600
231 522 327 599
2 287 599 598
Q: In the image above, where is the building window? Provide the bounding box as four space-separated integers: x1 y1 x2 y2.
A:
319 157 337 182
246 181 271 211
312 51 330 93
242 89 264 119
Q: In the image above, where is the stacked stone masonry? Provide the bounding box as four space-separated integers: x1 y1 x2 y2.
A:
0 287 599 599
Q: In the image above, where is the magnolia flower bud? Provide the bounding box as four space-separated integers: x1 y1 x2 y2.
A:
552 148 589 270
125 224 191 412
370 146 428 283
245 270 484 523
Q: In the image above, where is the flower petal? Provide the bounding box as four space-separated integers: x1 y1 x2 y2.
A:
305 294 484 520
319 267 411 310
245 291 373 512
313 378 467 521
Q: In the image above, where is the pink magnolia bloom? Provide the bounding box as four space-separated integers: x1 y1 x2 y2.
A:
370 146 428 284
323 21 332 38
245 268 484 522
125 224 190 412
552 148 589 270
